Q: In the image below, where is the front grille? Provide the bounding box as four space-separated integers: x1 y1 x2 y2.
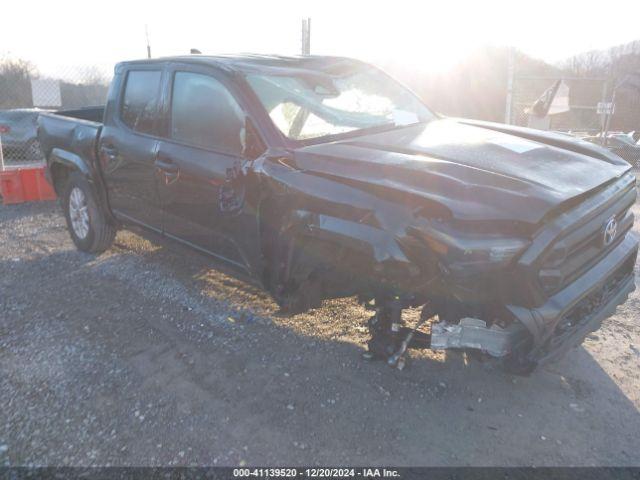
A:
538 178 636 295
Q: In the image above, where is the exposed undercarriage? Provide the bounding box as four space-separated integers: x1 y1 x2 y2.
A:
325 254 634 375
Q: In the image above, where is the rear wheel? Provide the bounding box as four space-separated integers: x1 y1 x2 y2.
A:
62 172 116 253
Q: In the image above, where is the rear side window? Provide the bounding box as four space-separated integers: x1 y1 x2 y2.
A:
170 72 245 154
121 70 162 134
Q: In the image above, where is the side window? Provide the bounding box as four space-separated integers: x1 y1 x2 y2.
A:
121 70 162 134
170 72 245 154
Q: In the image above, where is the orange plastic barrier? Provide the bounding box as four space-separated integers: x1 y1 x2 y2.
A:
0 165 57 205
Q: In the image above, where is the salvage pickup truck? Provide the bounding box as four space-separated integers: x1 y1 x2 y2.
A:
38 55 637 373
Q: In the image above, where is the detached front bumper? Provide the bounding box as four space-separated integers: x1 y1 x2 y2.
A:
507 232 638 366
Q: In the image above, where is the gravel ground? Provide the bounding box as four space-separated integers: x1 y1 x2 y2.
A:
0 199 639 467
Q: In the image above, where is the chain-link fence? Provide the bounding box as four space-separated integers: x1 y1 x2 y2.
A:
0 59 110 166
508 72 640 168
510 75 608 133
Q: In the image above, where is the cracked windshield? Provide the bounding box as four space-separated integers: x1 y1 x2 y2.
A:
247 63 434 140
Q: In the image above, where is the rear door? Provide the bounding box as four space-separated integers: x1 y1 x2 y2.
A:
155 68 253 270
99 67 164 230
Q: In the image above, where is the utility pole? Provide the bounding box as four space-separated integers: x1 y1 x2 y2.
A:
301 18 311 56
145 25 152 59
504 46 515 124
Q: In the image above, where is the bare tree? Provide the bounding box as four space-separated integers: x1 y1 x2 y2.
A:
0 57 38 108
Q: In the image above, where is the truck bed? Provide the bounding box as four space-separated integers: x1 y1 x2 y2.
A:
37 107 105 168
50 106 105 123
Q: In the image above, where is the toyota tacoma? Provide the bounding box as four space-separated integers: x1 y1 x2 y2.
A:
38 55 638 373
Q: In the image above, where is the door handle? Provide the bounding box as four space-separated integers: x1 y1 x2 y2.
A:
101 144 119 160
154 158 179 174
155 157 180 185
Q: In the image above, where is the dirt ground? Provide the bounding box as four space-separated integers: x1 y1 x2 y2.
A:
1 199 639 467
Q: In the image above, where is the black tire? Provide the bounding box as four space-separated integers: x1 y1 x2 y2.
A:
62 171 116 253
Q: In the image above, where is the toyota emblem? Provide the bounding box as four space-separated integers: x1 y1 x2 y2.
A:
603 217 618 246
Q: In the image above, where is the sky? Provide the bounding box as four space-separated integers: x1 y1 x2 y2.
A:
2 0 640 78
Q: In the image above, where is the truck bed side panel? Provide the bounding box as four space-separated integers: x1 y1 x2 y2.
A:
38 112 102 177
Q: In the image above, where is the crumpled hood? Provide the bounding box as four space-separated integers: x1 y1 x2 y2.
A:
294 119 631 226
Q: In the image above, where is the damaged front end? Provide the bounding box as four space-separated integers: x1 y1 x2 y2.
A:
356 173 638 374
359 239 636 374
256 134 637 374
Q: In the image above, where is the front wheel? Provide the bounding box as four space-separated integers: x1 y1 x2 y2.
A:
62 172 116 253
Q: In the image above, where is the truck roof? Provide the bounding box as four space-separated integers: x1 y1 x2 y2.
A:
116 54 363 74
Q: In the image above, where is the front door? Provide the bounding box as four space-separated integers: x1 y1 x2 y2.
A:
100 68 164 230
156 70 256 272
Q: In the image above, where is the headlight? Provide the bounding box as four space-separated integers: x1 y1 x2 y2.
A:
415 226 529 272
450 239 529 271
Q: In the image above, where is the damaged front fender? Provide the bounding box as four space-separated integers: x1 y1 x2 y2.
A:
295 211 410 265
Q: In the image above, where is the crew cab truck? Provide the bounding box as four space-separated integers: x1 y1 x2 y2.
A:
38 55 638 373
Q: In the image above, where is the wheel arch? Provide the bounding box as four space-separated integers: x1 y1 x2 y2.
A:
47 148 117 225
256 192 413 311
